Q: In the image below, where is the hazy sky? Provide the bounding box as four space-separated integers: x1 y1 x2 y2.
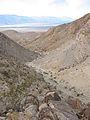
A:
0 0 90 19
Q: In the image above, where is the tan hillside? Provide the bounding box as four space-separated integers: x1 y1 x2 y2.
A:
27 13 90 103
27 13 90 53
0 32 39 62
27 13 90 71
2 30 42 48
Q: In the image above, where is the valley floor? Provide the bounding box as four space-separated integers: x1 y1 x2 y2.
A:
26 59 90 104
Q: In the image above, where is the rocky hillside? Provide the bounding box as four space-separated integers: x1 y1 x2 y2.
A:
27 13 90 72
0 48 87 120
0 53 52 119
2 30 42 48
27 13 90 52
26 14 90 105
0 14 90 120
0 32 39 62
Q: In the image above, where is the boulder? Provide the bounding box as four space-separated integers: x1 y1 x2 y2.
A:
45 91 61 104
48 100 79 120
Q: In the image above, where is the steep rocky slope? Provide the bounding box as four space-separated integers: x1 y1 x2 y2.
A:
0 32 39 62
0 46 83 120
29 18 90 70
0 53 43 113
0 53 90 120
27 14 90 104
27 13 90 72
27 13 90 53
0 32 60 119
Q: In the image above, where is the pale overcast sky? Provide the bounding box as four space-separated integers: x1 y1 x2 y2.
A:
0 0 90 19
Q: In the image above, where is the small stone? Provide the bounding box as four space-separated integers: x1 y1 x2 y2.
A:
25 94 39 110
45 91 61 104
25 105 37 118
39 103 58 120
66 96 82 111
0 117 6 120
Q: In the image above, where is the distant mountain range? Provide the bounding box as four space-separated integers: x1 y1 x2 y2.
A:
0 15 73 26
